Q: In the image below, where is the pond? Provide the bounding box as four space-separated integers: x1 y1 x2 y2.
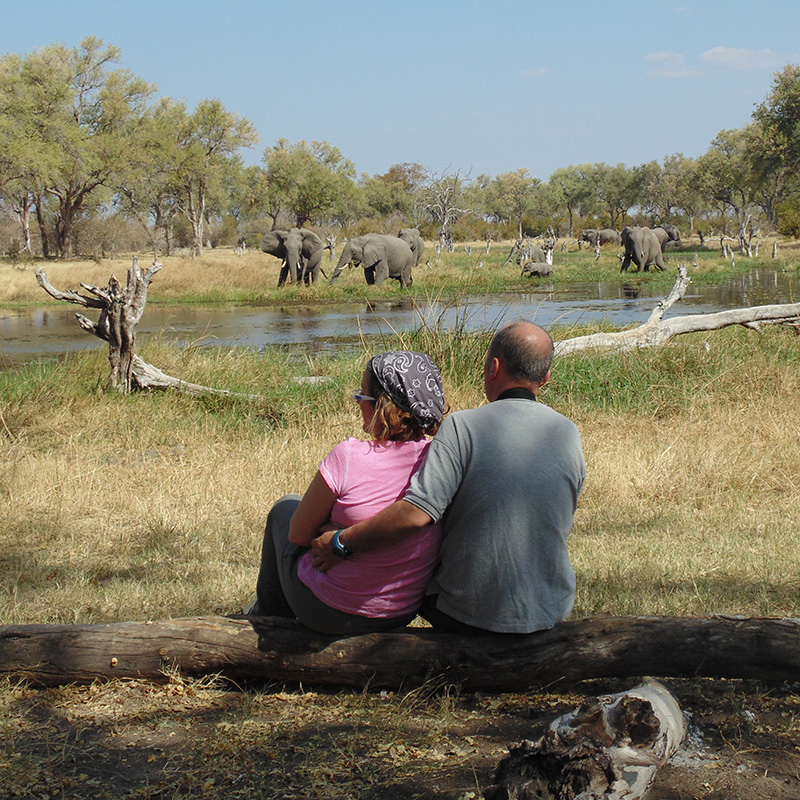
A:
1 269 797 365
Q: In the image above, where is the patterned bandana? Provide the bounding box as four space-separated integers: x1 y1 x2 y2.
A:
368 351 445 429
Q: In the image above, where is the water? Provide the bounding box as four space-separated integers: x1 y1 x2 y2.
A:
2 270 797 364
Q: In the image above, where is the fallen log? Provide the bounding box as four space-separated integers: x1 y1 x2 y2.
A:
485 681 686 800
1 614 799 690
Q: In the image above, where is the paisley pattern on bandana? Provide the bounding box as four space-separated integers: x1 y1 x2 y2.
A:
368 351 445 429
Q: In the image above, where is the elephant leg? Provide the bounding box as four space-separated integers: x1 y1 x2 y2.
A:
363 266 376 285
277 261 290 287
305 253 322 284
374 262 389 286
399 268 412 288
620 253 631 272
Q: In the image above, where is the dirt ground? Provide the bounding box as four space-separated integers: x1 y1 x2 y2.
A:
2 674 800 799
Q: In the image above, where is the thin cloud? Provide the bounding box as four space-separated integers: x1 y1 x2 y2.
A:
700 46 783 71
646 51 698 78
522 67 549 79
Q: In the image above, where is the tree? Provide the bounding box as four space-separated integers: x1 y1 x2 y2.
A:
172 99 257 257
548 165 598 237
263 139 356 229
593 163 649 228
659 154 707 233
697 127 757 229
486 169 542 238
38 38 153 257
115 98 183 255
421 169 469 249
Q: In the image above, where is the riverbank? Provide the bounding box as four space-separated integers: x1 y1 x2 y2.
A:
3 234 799 307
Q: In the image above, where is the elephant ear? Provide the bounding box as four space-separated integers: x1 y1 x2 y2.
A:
362 240 382 268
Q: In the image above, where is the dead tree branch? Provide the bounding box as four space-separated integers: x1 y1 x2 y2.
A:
555 266 800 357
35 260 258 398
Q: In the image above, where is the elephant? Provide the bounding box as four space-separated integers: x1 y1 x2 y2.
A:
620 226 666 272
260 227 326 286
398 228 425 267
653 224 682 251
521 258 553 278
328 233 414 288
579 228 620 247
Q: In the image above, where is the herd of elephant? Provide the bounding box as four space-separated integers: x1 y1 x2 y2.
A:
577 224 682 272
260 222 682 288
259 227 424 288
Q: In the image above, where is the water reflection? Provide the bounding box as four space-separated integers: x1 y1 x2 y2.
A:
2 270 797 364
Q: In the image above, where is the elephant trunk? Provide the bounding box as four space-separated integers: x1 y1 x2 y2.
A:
329 246 353 284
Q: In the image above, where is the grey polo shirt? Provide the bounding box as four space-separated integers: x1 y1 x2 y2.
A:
404 395 585 633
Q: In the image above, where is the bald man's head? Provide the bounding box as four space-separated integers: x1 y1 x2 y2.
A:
486 321 554 386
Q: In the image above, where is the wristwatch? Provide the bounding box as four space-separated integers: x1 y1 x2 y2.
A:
331 529 352 558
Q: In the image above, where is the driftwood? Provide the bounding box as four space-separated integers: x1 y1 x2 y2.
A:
35 260 256 398
555 266 800 356
485 681 686 800
2 614 800 690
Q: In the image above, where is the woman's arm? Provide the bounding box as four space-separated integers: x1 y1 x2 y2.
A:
288 471 337 547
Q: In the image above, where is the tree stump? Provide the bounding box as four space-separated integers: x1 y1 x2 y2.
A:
36 257 162 393
485 681 686 800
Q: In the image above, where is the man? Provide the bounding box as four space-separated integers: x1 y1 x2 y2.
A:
312 320 585 634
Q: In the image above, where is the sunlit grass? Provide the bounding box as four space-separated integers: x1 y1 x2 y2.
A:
2 324 800 626
3 234 800 306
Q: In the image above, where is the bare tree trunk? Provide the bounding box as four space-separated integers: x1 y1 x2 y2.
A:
35 261 259 397
2 615 800 690
36 258 161 392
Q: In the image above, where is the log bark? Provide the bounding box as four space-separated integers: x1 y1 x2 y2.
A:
555 267 800 356
485 681 686 800
2 614 800 690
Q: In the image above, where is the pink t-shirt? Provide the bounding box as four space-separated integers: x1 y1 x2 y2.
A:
296 437 441 618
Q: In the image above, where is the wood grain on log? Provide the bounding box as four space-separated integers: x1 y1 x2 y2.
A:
1 615 799 690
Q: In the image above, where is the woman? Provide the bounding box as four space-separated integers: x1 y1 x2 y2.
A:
246 350 446 634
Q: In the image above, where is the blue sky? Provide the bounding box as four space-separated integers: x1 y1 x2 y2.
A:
4 0 799 180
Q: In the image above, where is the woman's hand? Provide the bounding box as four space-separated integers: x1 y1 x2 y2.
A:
311 530 340 572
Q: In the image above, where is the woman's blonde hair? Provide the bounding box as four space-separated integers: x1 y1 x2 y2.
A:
365 369 442 442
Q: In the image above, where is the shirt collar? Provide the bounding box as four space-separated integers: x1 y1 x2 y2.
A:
495 387 537 402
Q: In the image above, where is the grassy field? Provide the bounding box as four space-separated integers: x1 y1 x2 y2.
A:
2 242 800 798
3 232 800 307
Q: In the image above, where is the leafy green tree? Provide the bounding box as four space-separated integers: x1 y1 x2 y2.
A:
263 139 356 228
486 169 542 238
697 128 757 228
548 165 598 236
30 38 154 257
653 154 707 233
171 98 257 256
593 163 648 228
115 98 185 254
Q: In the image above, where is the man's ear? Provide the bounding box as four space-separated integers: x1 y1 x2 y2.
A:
486 357 501 381
539 369 551 388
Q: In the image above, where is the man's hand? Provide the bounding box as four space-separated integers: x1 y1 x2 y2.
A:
311 529 339 573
